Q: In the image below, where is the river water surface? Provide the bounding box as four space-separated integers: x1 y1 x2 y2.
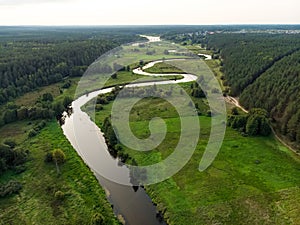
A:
61 36 206 225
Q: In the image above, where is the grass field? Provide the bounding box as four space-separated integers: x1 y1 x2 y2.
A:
186 45 212 55
0 120 119 225
0 77 120 224
14 78 80 107
105 71 184 87
204 59 226 90
144 62 185 74
91 93 300 224
0 60 193 225
73 41 193 97
1 44 300 224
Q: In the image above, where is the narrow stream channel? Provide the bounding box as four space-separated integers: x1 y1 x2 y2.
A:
60 36 201 225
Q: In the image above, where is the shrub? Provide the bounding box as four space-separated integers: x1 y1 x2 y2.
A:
90 213 105 225
97 97 108 105
231 107 239 115
230 115 248 130
28 129 38 138
54 190 65 201
0 144 28 174
206 110 212 117
13 165 26 174
0 180 22 198
28 121 47 138
3 139 17 149
17 107 29 120
44 152 53 163
12 148 28 166
52 149 66 174
229 108 271 136
61 80 71 89
0 144 14 167
63 96 73 108
105 95 115 102
34 120 46 131
42 93 54 102
191 87 205 98
0 158 7 174
95 104 104 111
52 149 66 164
52 101 65 115
3 109 17 124
0 116 4 127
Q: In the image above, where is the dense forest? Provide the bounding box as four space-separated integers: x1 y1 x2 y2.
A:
239 51 300 144
1 25 300 224
205 34 300 96
0 40 112 102
164 31 300 147
0 27 144 126
1 26 300 147
0 28 142 223
206 34 300 147
0 29 141 105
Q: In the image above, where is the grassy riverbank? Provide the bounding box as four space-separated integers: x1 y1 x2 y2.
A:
87 56 300 224
0 77 122 224
144 62 185 74
92 92 300 224
0 55 193 224
0 120 119 224
2 45 300 224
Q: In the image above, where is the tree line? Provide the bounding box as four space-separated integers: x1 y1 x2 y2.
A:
0 29 142 127
165 32 300 146
239 51 300 145
205 33 300 96
206 33 300 146
228 108 272 137
0 28 142 106
0 92 73 127
0 139 28 176
0 39 117 105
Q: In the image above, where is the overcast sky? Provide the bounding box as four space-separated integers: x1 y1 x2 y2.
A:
0 0 299 25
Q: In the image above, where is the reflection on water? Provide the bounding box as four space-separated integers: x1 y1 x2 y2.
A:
59 55 201 224
60 88 166 225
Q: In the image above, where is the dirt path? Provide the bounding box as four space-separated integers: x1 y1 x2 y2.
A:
224 96 248 113
270 126 300 156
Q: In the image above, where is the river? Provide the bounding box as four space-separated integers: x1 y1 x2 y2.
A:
61 36 207 225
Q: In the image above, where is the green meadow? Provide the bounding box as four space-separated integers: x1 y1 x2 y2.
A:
0 120 119 224
91 93 300 224
88 61 300 224
0 77 121 224
1 41 299 225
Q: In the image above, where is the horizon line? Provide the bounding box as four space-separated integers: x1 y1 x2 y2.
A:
1 23 300 27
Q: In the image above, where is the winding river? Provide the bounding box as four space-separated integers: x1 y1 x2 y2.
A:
61 36 203 225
